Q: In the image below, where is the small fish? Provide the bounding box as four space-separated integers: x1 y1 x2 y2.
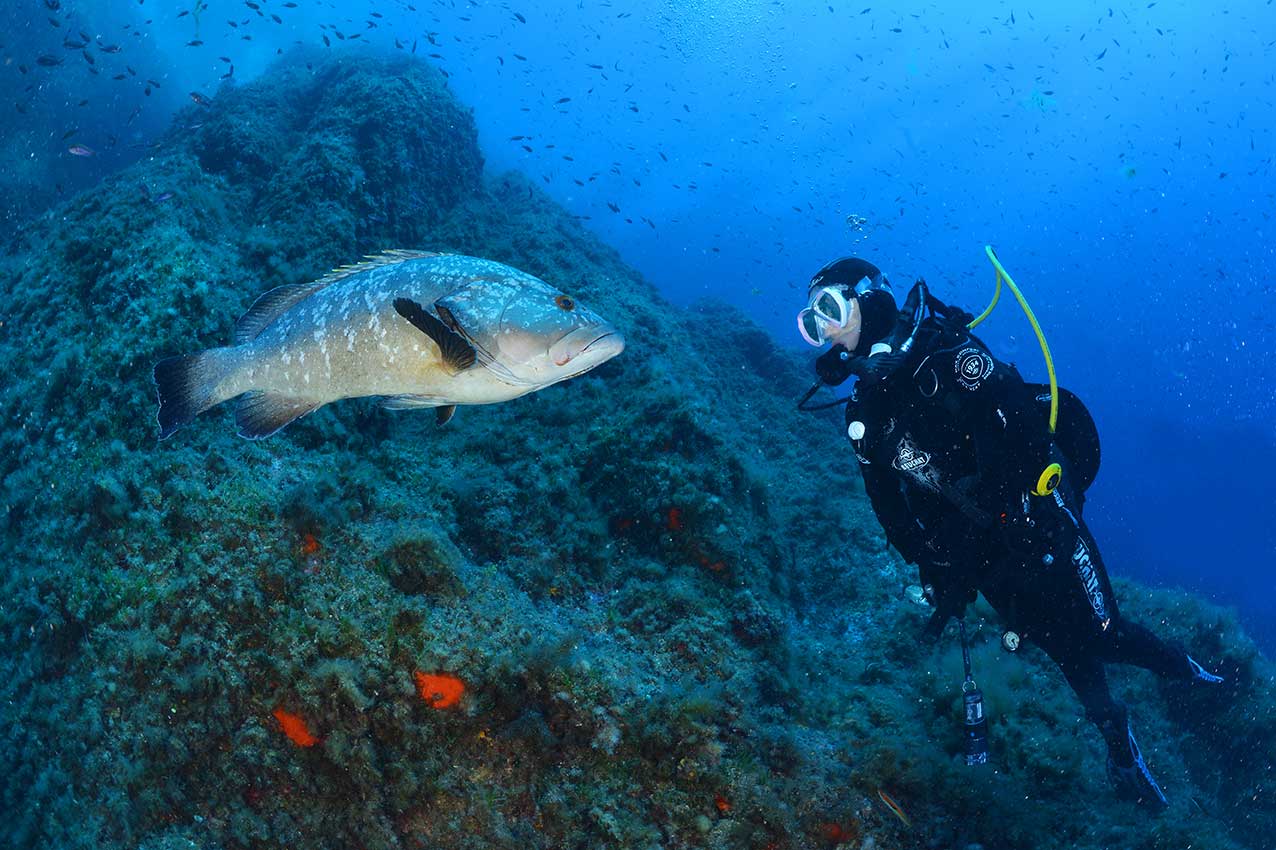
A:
189 91 211 106
877 789 912 828
153 252 625 439
37 54 63 66
513 12 526 23
67 144 95 157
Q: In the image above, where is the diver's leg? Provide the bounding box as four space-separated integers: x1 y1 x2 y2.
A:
1017 490 1171 809
1107 619 1224 682
1064 510 1224 684
1053 651 1169 810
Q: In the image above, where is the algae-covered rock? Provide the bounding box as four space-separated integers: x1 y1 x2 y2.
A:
0 51 1272 850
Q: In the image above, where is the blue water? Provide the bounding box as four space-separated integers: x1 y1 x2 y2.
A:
8 0 1275 650
445 0 1276 653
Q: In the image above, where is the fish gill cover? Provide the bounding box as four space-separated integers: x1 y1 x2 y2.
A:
0 51 1272 850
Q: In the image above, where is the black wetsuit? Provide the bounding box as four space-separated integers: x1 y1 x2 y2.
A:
841 313 1194 755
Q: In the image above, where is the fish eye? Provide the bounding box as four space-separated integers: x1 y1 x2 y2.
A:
554 294 575 311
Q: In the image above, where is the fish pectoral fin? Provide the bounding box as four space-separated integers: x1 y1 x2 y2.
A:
392 298 477 372
381 394 445 410
235 392 323 439
380 397 458 424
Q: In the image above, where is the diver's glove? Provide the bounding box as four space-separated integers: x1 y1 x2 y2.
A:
846 350 907 385
920 583 975 643
815 344 854 386
918 556 978 643
815 345 907 387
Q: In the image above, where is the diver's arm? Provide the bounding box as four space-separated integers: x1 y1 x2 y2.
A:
859 460 929 565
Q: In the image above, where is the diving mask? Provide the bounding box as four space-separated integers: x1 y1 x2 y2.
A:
797 286 857 347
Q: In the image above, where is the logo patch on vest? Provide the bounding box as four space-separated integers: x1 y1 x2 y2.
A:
955 347 994 390
892 436 931 472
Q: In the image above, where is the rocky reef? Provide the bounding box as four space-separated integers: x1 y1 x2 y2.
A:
0 52 1272 850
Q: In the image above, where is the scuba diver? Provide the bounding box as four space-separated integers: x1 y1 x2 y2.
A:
796 254 1224 809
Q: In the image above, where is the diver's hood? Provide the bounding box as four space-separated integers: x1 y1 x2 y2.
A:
808 256 897 355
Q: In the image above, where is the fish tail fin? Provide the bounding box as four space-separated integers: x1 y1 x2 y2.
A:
153 348 237 440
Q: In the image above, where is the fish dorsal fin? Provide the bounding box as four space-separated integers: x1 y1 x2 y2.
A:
233 279 334 345
233 249 441 345
392 298 477 372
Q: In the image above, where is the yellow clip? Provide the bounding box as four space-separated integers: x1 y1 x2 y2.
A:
1034 462 1062 497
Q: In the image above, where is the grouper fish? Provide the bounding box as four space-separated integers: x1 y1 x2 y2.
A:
153 250 625 439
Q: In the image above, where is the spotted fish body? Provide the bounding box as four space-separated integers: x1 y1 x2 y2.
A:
153 251 625 439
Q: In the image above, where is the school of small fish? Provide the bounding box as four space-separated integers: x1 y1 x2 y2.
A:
9 0 1268 269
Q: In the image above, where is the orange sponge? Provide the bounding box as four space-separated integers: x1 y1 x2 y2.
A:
414 671 465 709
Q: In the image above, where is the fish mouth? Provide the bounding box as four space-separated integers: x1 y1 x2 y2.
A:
581 331 624 357
551 326 625 368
